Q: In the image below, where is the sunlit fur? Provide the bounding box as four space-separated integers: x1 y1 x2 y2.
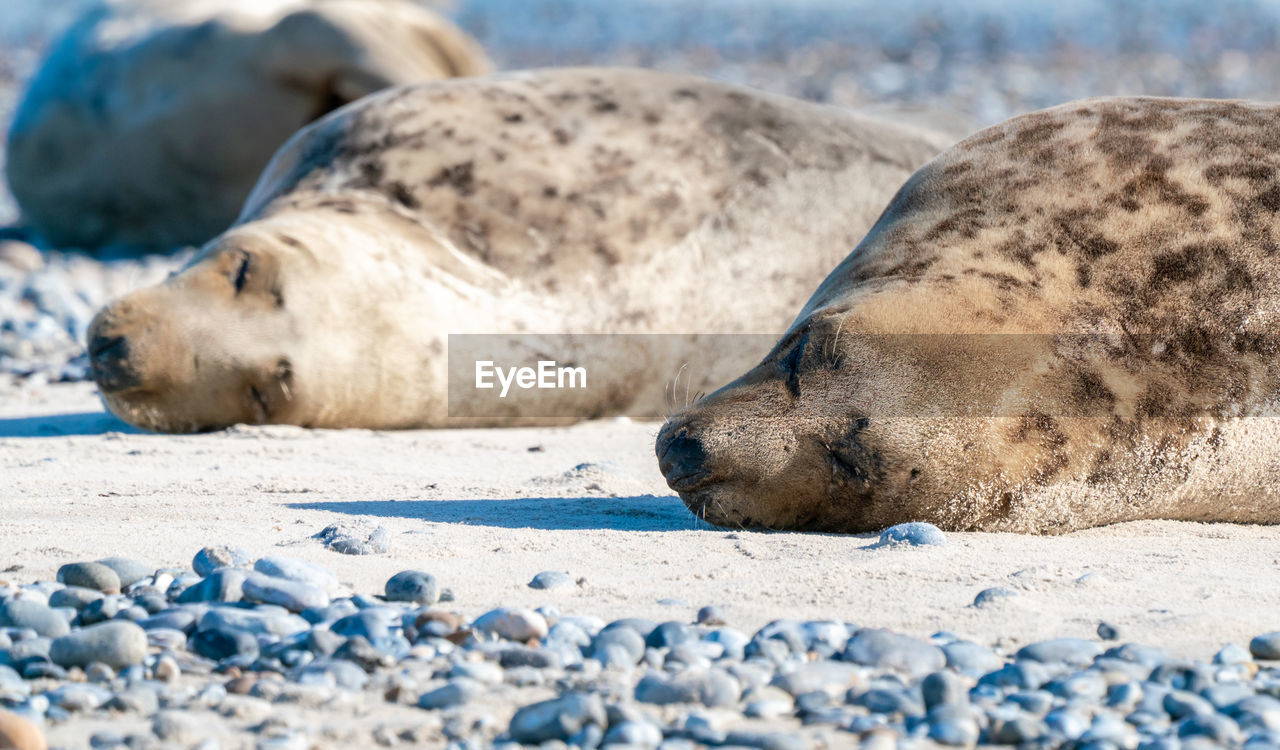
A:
87 68 949 432
661 97 1280 533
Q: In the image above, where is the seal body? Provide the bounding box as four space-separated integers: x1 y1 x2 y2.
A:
5 0 489 251
657 96 1280 534
85 68 948 432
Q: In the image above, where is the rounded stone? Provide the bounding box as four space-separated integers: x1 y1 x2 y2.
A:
922 670 970 710
590 627 646 665
0 600 69 638
46 588 103 611
49 621 147 669
472 608 548 642
1250 632 1280 660
603 720 663 747
1097 621 1121 640
384 571 439 605
943 641 1003 677
844 628 946 677
252 557 339 594
1016 638 1102 667
878 522 946 547
190 627 260 662
94 558 153 590
417 678 483 709
973 587 1019 607
241 573 329 612
192 546 251 577
647 621 698 649
927 705 981 746
528 571 574 591
1215 643 1253 665
176 568 248 604
56 563 121 593
509 692 606 744
635 667 740 707
696 606 727 626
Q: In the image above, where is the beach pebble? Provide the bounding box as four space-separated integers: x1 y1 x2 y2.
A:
0 709 46 750
192 546 251 577
508 692 606 744
253 557 339 594
844 628 946 677
152 711 209 745
384 571 439 605
56 563 121 593
1215 643 1253 665
93 558 152 590
45 683 110 712
696 606 727 626
241 573 329 613
1016 638 1102 667
922 670 970 709
648 621 698 649
313 524 390 556
590 627 646 665
973 587 1019 607
473 608 548 642
190 627 260 662
0 600 69 638
1251 632 1280 660
927 704 981 745
1098 621 1121 640
943 641 1003 677
771 662 861 697
46 588 102 611
528 571 574 590
49 621 146 669
176 569 248 604
418 678 483 709
878 522 946 547
604 720 664 747
635 667 740 707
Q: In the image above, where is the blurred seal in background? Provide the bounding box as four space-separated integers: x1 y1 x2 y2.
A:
4 0 490 253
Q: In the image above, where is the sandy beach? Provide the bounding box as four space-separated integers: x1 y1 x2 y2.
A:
5 381 1277 666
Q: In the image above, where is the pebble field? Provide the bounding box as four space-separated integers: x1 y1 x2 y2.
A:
4 537 1280 750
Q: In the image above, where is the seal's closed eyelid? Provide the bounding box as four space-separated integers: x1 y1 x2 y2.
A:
230 250 251 294
779 329 810 398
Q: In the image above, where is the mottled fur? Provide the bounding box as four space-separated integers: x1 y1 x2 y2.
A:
659 97 1280 534
87 68 948 432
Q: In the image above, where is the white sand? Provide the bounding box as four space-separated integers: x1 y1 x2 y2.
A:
3 380 1278 665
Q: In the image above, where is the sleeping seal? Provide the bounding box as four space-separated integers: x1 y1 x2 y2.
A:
5 0 489 251
658 96 1280 533
84 68 948 432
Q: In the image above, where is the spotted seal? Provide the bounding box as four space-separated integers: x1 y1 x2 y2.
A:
658 96 1280 533
84 68 948 432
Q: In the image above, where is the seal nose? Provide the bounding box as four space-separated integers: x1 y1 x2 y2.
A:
657 424 711 492
88 334 141 392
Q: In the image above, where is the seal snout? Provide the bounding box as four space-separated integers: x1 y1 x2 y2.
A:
87 332 141 393
656 423 713 492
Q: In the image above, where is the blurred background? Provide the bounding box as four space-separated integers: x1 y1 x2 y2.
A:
7 0 1280 225
5 0 1280 383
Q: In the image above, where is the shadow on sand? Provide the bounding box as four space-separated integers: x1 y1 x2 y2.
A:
0 411 145 437
287 495 708 532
